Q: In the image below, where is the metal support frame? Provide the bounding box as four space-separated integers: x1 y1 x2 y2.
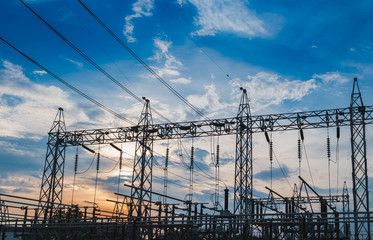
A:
350 78 371 239
60 105 373 145
0 197 10 226
37 79 372 239
130 98 154 238
234 88 253 216
233 88 253 238
38 107 66 219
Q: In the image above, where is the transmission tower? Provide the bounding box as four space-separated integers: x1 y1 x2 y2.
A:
38 107 66 219
350 78 371 239
130 98 154 238
234 88 253 216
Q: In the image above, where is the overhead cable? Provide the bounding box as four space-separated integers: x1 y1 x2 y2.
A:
19 0 171 123
157 2 233 80
0 36 135 125
77 0 210 121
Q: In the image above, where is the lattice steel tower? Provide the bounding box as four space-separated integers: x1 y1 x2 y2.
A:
38 108 66 219
234 88 253 216
350 78 371 239
130 98 154 238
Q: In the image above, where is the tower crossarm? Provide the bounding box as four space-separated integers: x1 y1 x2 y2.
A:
59 106 373 146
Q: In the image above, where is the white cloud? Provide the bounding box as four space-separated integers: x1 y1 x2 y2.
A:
124 0 154 42
1 60 28 82
153 38 182 67
154 38 172 54
187 84 229 117
0 60 107 139
188 0 267 38
157 68 180 77
65 58 83 68
0 60 75 139
33 70 47 75
0 141 39 157
313 72 349 84
150 38 184 78
170 77 191 84
229 72 317 111
177 0 187 6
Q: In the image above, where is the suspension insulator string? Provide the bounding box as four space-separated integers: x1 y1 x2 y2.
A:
327 128 331 198
189 139 194 202
71 146 79 205
163 140 169 204
269 135 273 190
327 137 331 160
336 125 340 194
93 145 100 209
210 136 215 165
116 145 123 203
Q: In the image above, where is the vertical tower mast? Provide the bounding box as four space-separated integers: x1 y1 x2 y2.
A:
38 108 66 219
130 98 154 238
350 78 370 239
234 88 253 216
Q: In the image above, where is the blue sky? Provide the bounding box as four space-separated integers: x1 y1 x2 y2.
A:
1 0 373 212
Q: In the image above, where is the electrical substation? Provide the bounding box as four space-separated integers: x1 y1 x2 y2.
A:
0 78 372 239
1 1 373 240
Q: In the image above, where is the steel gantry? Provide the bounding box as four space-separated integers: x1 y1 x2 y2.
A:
38 79 373 238
38 108 66 220
234 88 253 217
350 78 371 240
129 98 154 239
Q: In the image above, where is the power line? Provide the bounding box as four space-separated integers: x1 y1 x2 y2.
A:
19 0 171 123
61 0 136 90
157 2 233 80
272 149 293 191
152 147 220 191
77 0 210 121
0 36 135 125
177 139 227 186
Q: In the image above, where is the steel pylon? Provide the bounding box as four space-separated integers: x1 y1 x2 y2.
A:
130 98 154 239
38 108 66 219
234 88 253 215
350 78 371 239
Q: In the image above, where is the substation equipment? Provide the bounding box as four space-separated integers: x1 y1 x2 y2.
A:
1 78 373 239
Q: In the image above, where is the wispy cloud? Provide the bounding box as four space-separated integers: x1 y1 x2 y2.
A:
150 38 184 78
0 174 40 196
0 60 75 139
170 77 191 84
177 0 187 6
0 141 40 157
65 57 83 68
187 84 229 117
124 0 154 42
0 60 113 139
32 70 47 75
230 72 317 111
187 0 268 38
312 72 349 84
